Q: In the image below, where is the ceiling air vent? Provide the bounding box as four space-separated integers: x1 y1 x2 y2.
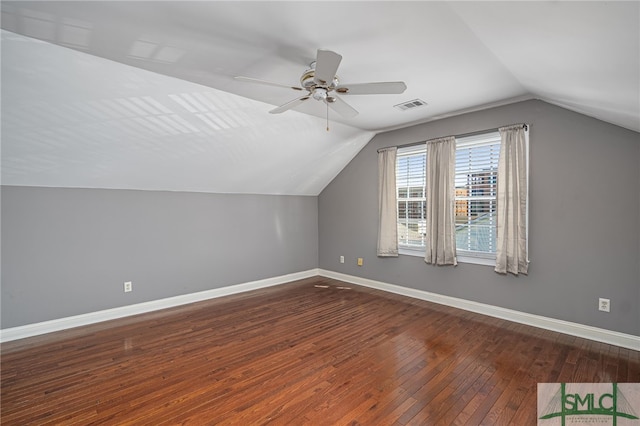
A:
394 99 427 111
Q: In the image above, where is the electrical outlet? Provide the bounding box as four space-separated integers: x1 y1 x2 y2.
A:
357 257 363 266
124 281 133 293
340 255 345 264
598 298 610 312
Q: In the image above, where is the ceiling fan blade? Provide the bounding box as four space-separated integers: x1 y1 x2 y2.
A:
326 96 358 118
235 76 304 91
335 81 407 95
269 95 311 114
314 49 342 85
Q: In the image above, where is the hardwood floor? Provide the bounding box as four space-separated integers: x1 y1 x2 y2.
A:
2 277 638 425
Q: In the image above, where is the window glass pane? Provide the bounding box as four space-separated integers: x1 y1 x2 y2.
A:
398 200 407 219
409 187 423 198
407 201 424 219
455 199 496 252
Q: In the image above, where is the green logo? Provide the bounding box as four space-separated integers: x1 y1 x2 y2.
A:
538 383 639 425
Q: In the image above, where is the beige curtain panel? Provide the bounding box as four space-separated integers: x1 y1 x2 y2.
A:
495 125 529 275
377 147 399 257
424 136 457 266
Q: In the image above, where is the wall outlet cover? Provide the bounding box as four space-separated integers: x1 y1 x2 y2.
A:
598 297 610 312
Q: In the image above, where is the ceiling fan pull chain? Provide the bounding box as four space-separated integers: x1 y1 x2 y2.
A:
326 100 330 132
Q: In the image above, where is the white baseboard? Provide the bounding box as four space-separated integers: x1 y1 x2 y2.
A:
0 269 319 343
3 268 638 351
318 269 640 351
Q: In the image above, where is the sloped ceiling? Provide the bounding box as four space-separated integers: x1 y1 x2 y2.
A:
2 1 638 196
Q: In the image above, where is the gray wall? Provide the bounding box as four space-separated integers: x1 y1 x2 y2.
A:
319 100 640 336
1 187 318 328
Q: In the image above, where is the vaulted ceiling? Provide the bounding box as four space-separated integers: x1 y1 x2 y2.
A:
2 1 638 195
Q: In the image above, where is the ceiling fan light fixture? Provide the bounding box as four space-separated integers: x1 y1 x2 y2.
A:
312 87 327 101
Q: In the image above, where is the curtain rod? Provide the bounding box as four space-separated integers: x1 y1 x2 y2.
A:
377 123 528 153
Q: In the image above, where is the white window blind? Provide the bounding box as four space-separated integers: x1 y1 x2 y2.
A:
454 132 501 257
396 145 426 249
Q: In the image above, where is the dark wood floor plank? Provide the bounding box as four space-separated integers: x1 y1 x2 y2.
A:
1 277 638 425
626 348 640 382
434 363 496 425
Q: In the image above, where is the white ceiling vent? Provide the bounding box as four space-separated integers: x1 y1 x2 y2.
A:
394 99 428 111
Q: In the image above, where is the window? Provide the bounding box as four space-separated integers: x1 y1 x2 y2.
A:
396 131 501 263
396 146 426 249
454 132 501 259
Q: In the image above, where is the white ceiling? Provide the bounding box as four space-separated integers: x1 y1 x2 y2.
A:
2 1 638 196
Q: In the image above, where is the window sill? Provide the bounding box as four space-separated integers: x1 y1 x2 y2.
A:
398 247 495 267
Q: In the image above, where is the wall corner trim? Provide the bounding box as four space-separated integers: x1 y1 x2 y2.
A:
0 269 320 343
318 269 640 351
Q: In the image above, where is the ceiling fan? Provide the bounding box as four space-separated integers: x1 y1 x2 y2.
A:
235 49 407 128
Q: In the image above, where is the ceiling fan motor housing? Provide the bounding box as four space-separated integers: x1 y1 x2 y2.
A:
300 69 339 93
